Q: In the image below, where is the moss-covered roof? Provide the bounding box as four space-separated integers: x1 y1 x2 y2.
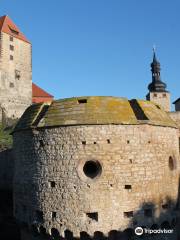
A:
12 96 177 133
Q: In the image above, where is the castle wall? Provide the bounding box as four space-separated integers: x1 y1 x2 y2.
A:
0 32 32 119
13 124 180 238
169 112 180 129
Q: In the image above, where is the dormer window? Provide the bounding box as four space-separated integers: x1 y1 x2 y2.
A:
8 26 19 35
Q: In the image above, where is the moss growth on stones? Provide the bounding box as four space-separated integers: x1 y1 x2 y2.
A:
0 124 13 149
13 97 178 133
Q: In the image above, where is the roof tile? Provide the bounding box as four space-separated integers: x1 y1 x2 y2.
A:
0 15 30 43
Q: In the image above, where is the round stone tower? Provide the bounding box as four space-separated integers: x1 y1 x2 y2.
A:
12 97 180 239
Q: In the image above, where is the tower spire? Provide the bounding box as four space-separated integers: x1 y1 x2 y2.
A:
153 45 157 62
146 49 171 112
148 49 167 92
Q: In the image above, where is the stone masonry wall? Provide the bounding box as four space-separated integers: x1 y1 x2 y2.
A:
13 124 180 238
0 32 32 119
169 112 180 129
146 92 171 112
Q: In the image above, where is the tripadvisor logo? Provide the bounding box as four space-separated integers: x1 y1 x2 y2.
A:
135 227 174 235
135 227 143 236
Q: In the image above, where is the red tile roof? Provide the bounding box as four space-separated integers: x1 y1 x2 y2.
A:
32 83 54 98
0 15 30 43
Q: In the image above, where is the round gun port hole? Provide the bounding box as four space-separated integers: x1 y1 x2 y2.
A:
83 161 102 179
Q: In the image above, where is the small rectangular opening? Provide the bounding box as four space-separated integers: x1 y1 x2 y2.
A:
15 70 21 79
125 185 132 190
86 212 98 221
124 211 133 218
10 36 13 41
144 209 152 217
162 203 169 209
10 45 14 51
50 181 56 188
36 210 43 222
52 212 56 220
82 141 86 145
78 99 87 104
39 140 44 147
107 139 111 144
9 82 14 88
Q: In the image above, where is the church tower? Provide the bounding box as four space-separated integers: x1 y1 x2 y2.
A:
146 49 170 111
0 15 32 120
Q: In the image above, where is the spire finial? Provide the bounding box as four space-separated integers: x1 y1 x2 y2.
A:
152 45 158 62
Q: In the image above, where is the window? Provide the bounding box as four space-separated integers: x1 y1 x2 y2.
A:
52 212 56 220
124 211 133 218
82 141 86 145
162 203 169 209
78 99 87 104
86 212 98 221
169 156 176 171
10 55 13 60
39 140 44 147
50 181 56 188
10 36 13 41
15 70 21 80
107 139 111 144
125 185 132 190
83 160 102 179
163 93 166 97
10 45 14 51
9 82 14 88
154 93 157 97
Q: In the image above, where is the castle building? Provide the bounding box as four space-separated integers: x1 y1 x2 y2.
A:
0 15 32 119
146 50 171 112
13 97 180 240
0 15 180 240
0 15 53 121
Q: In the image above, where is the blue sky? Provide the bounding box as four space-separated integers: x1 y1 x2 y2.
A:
1 0 180 108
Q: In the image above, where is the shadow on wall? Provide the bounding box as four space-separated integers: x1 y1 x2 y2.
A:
0 149 14 190
0 149 21 240
29 186 180 240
